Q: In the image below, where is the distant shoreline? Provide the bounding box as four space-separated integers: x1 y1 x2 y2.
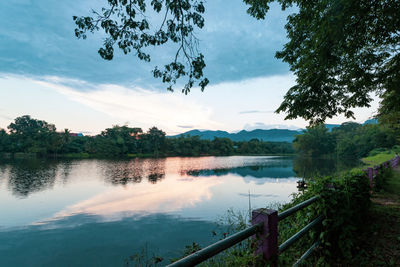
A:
0 152 296 160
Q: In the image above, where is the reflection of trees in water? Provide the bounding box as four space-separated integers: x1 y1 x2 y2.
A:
103 158 166 185
184 162 296 180
4 159 60 198
59 161 73 184
293 156 361 178
147 172 165 184
145 158 166 184
182 157 361 180
0 163 8 184
103 160 144 185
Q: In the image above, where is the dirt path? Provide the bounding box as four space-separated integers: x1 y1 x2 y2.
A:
351 167 400 266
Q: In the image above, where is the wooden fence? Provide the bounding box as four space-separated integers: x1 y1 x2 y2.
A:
365 155 400 188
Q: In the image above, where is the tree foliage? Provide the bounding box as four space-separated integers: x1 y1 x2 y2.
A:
267 0 400 124
294 122 397 158
73 0 209 93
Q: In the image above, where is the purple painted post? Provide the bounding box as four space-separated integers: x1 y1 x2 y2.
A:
367 167 374 188
374 166 379 177
393 155 400 167
251 208 278 264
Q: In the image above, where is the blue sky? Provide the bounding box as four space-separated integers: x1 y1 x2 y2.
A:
0 0 378 134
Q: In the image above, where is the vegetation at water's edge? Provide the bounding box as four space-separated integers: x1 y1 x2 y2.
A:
0 115 294 159
293 122 398 160
134 165 392 266
188 164 397 266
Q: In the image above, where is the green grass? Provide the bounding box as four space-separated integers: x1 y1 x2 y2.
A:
361 151 396 167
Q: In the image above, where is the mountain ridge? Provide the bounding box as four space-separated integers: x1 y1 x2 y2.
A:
168 128 302 142
169 119 377 142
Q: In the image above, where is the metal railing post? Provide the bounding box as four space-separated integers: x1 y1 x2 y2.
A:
251 208 278 263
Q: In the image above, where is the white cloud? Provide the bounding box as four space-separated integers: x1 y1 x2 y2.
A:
244 122 302 131
34 77 221 134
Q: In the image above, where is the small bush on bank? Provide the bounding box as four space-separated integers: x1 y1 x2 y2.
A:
368 148 389 157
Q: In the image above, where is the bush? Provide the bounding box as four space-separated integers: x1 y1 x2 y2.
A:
392 145 400 153
368 147 389 157
310 170 370 260
269 170 370 265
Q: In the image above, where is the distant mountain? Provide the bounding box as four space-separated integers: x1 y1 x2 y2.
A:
168 129 302 142
325 124 341 132
363 118 378 125
170 119 377 142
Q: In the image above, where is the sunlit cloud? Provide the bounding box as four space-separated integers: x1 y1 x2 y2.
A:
177 125 195 129
33 76 222 134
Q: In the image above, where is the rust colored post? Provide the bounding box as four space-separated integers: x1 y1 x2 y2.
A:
251 208 278 264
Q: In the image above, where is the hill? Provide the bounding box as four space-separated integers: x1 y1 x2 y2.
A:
168 129 302 142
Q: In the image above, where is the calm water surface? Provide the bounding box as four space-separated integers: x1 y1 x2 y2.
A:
0 156 353 266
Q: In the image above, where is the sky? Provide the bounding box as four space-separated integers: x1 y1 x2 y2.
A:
0 0 379 135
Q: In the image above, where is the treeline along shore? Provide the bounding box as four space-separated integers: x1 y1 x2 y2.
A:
0 115 294 158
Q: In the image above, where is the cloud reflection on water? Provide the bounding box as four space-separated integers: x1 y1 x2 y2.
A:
51 173 222 222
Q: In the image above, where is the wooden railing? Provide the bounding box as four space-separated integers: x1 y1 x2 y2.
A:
365 155 400 188
168 196 321 267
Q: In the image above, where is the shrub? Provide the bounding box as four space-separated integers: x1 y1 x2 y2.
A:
368 148 389 157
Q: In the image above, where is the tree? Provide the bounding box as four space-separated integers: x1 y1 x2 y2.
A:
268 0 400 124
141 127 166 156
8 115 56 136
0 129 11 152
293 125 335 156
7 115 61 154
75 0 400 124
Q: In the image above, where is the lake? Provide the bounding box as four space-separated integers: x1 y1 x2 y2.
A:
0 156 356 266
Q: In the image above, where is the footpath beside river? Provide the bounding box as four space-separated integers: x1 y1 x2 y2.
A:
341 166 400 266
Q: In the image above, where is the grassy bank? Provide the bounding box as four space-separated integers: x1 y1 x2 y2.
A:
362 151 397 167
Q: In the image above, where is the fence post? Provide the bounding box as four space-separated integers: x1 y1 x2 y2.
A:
374 166 379 177
367 167 374 189
251 208 278 264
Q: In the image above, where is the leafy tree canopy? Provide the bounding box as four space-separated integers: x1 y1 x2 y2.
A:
8 115 56 135
74 0 400 124
73 0 208 94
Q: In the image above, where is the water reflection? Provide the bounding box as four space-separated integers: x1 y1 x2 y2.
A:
5 159 59 198
0 156 360 200
292 156 361 178
186 165 295 179
51 173 221 222
0 156 328 267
